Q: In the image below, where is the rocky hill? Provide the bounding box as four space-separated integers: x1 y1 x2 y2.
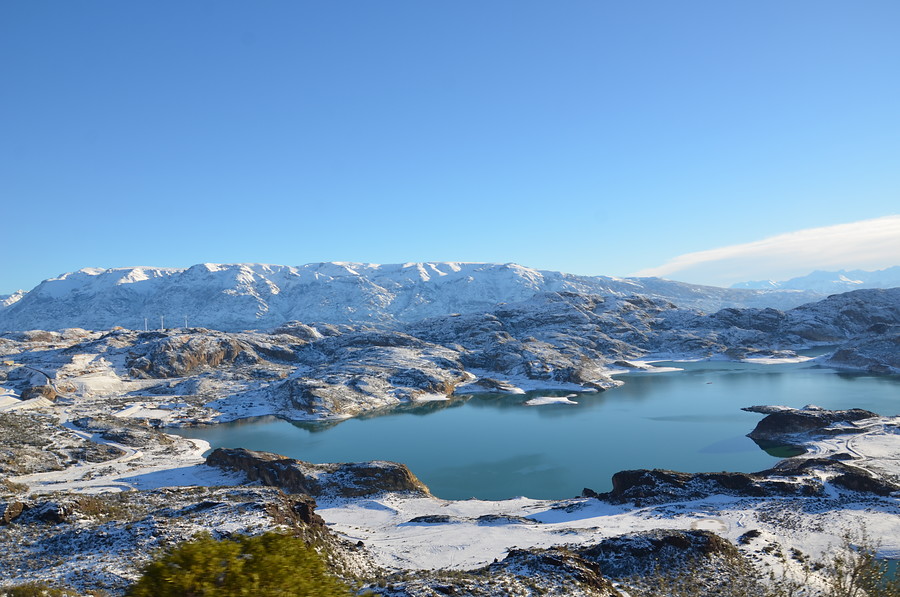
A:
2 287 898 424
0 262 822 332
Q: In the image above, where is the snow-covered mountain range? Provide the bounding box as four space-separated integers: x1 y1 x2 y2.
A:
0 262 824 332
731 266 900 294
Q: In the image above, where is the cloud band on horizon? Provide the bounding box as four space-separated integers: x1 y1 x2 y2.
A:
632 215 900 287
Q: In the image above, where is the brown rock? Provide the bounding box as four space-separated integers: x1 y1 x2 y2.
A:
20 385 57 401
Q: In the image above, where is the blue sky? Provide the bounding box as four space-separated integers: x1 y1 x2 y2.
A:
2 1 899 294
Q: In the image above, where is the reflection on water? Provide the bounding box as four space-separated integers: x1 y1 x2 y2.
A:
750 438 808 458
173 360 900 500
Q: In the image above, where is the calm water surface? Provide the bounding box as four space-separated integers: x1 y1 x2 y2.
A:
174 360 900 500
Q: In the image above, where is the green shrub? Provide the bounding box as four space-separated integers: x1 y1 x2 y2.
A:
125 532 353 597
0 582 83 597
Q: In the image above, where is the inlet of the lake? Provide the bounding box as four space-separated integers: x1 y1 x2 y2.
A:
172 359 900 501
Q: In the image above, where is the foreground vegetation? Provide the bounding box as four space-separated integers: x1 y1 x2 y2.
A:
124 532 354 597
1 529 898 597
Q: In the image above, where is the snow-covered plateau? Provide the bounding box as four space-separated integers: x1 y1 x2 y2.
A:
1 274 899 595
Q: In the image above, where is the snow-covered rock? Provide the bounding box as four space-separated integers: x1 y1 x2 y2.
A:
822 328 900 374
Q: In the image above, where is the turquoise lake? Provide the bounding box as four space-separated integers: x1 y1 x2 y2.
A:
173 359 900 501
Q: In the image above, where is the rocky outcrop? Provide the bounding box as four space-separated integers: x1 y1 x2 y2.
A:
7 282 900 423
127 333 260 378
0 501 24 525
823 330 900 373
573 529 770 596
20 385 57 401
205 448 431 498
600 468 821 505
767 457 900 496
579 529 741 578
782 288 900 342
743 406 878 440
490 547 623 596
72 415 174 447
469 378 525 393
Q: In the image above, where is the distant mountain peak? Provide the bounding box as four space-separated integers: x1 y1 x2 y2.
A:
731 266 900 293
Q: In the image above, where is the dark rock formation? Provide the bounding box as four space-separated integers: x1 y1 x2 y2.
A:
205 447 431 498
407 514 453 524
575 529 769 597
744 406 878 440
579 529 740 578
491 547 623 596
470 377 522 392
601 468 820 505
766 457 900 496
475 514 539 525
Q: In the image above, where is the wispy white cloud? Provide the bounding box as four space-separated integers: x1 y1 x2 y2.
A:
632 215 900 287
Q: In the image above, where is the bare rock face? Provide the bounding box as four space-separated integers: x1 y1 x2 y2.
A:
744 406 878 441
205 448 431 498
127 333 260 378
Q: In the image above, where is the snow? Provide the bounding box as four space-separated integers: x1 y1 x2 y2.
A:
524 394 578 406
9 430 243 494
0 396 54 412
113 403 178 421
0 289 26 308
411 393 451 402
608 360 686 375
742 355 815 364
0 394 21 408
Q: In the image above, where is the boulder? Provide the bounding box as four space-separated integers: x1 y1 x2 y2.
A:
0 501 25 525
20 385 57 401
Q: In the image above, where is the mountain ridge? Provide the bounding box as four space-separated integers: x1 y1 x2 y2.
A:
0 261 825 332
